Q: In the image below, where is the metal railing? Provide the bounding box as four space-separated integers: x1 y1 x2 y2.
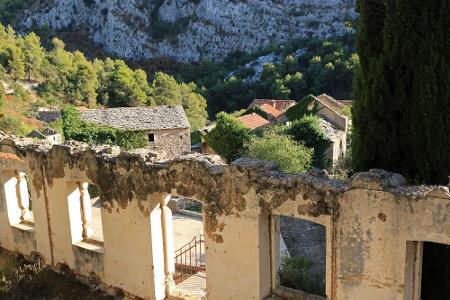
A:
174 234 205 284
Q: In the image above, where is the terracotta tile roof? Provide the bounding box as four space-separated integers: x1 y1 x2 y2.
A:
259 104 283 118
237 113 270 130
248 99 296 112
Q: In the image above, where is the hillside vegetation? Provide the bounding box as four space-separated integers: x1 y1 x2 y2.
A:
0 23 207 136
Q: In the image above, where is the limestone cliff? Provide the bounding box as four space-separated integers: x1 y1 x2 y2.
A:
19 0 355 62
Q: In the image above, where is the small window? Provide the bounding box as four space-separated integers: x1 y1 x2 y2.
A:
148 133 155 143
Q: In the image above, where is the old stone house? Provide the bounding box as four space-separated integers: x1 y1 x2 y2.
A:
309 94 349 163
80 106 191 158
247 95 348 164
27 127 62 145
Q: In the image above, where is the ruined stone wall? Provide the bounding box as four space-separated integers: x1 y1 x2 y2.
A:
147 128 191 158
0 133 449 300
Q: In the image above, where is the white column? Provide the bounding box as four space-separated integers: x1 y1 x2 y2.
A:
161 194 175 294
78 182 93 239
17 172 32 222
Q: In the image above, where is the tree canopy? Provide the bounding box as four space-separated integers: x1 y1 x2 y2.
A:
246 133 313 173
285 115 331 169
204 112 251 162
353 0 450 185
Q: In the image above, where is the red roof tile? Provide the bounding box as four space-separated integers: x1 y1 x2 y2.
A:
237 113 270 130
248 99 296 112
259 103 283 118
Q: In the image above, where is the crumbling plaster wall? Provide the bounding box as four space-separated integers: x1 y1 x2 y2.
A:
0 134 449 300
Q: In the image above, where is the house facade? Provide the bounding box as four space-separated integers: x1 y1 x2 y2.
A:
81 106 191 158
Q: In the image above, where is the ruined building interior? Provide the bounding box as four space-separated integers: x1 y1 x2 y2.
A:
1 133 450 300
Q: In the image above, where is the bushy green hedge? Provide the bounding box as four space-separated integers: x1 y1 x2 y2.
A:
246 133 312 173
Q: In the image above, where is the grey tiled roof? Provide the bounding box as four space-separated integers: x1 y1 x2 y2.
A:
320 118 345 140
80 106 190 131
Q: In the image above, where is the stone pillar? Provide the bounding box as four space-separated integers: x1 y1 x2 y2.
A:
66 181 84 244
204 212 271 300
78 182 93 239
17 172 32 222
160 194 175 294
102 193 167 300
270 215 281 289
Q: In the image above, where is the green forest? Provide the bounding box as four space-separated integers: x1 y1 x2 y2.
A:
176 36 357 116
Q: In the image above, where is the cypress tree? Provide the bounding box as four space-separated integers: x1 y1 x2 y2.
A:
353 0 450 185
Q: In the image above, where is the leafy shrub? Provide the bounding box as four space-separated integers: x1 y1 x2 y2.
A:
279 256 325 296
0 115 29 135
246 133 312 173
329 148 353 180
285 115 331 168
341 105 352 119
204 112 251 162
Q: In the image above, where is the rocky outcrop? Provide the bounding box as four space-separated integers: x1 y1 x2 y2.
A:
19 0 356 62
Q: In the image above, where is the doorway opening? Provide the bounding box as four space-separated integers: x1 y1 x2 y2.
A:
421 242 450 300
274 216 327 298
170 197 206 298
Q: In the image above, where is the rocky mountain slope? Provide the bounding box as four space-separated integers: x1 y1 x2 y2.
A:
19 0 355 62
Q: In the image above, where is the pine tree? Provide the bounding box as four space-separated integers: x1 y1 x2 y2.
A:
180 82 207 130
152 72 182 106
21 32 45 80
353 0 450 185
67 51 98 107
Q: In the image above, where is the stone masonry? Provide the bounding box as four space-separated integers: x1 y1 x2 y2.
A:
0 133 450 299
